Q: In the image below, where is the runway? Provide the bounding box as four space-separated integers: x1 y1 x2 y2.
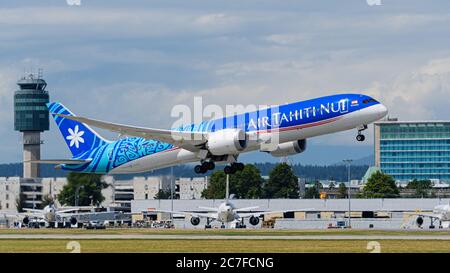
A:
2 234 450 240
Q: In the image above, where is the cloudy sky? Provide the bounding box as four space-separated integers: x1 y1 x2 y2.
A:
1 0 450 165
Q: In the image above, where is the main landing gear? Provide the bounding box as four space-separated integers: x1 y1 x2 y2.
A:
223 162 244 175
194 161 215 174
356 125 368 142
194 161 244 175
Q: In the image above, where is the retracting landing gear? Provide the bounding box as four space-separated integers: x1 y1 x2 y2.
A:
223 162 244 175
194 161 215 174
356 125 368 142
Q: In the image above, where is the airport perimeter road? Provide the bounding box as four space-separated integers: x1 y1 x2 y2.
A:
2 234 450 240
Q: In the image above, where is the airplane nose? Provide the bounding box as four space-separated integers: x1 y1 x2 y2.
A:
378 104 388 118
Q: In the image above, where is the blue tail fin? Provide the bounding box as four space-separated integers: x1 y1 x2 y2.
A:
47 102 110 157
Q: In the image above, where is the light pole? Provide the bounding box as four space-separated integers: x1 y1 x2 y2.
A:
343 159 353 228
170 166 174 222
75 185 84 207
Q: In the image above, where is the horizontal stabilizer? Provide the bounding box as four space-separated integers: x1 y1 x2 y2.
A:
26 159 92 165
235 206 260 212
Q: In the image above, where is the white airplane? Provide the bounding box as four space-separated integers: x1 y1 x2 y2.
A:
37 94 388 175
18 204 86 227
155 175 313 228
407 203 450 229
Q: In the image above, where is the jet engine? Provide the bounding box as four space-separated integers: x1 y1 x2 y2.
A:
416 216 424 227
268 139 307 157
70 217 78 226
206 129 248 156
22 216 30 225
190 216 201 226
249 216 260 226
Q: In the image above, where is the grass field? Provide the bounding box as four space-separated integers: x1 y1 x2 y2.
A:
1 229 450 252
0 239 450 253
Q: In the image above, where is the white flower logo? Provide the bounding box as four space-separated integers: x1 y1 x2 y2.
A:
66 125 85 148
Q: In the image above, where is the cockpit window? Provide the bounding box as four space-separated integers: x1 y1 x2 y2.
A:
362 98 378 104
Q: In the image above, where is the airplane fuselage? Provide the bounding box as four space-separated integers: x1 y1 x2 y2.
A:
216 202 239 223
56 93 387 174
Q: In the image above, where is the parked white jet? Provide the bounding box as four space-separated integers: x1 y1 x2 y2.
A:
19 204 92 227
156 175 313 228
407 203 450 229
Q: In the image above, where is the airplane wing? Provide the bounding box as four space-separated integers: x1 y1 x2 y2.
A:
237 208 315 219
404 212 441 220
152 209 217 219
53 113 207 152
198 206 220 212
25 159 92 165
57 208 82 214
22 208 44 214
57 211 122 218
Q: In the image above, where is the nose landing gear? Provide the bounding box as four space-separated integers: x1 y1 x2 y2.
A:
356 125 368 142
356 134 365 142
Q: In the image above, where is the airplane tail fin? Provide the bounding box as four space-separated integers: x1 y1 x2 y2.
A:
47 102 109 157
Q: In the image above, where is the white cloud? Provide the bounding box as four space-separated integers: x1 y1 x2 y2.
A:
194 13 228 25
265 34 309 46
367 57 450 120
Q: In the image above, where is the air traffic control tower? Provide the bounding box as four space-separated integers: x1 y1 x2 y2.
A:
14 72 49 178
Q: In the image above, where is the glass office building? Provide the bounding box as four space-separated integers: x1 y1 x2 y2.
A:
374 120 450 182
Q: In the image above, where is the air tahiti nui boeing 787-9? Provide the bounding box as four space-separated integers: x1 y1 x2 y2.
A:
35 94 388 174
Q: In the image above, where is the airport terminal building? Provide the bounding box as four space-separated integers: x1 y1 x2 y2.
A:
375 119 450 182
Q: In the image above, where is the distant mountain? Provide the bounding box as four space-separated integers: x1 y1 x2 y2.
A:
332 155 374 166
239 145 373 165
352 155 374 166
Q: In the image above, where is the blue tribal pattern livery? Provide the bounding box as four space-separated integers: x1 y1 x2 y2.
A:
47 102 174 173
48 102 109 157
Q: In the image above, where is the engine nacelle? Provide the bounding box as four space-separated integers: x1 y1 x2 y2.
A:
22 216 30 225
416 216 424 227
70 217 78 226
190 217 201 226
249 216 260 226
206 129 248 156
269 139 307 157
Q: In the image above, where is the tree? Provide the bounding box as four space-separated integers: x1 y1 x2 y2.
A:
154 189 174 199
338 183 348 198
304 181 321 199
40 194 55 208
202 171 227 199
263 163 299 198
201 164 264 199
406 179 432 198
58 173 108 206
231 164 264 198
15 193 27 213
362 171 399 198
328 182 336 190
